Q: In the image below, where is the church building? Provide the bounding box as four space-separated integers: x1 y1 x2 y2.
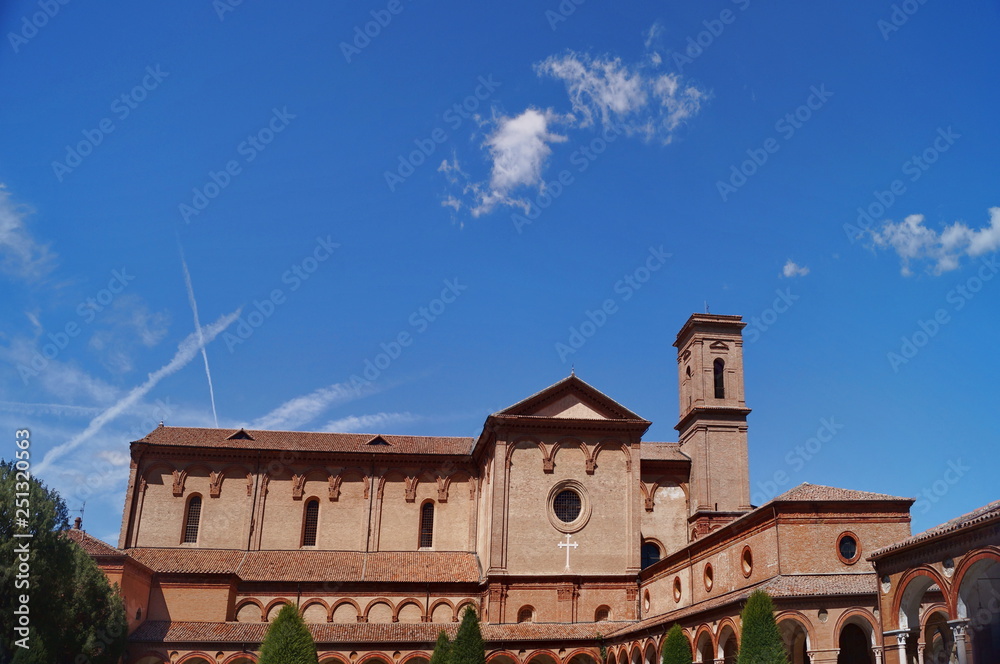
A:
74 313 1000 664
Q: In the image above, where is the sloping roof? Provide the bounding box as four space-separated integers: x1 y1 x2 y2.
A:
136 426 473 456
869 498 1000 559
124 548 482 583
640 442 688 462
607 573 877 638
769 483 910 504
65 528 123 557
494 374 649 422
129 620 606 645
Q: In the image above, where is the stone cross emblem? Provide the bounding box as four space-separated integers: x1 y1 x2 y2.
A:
558 534 578 570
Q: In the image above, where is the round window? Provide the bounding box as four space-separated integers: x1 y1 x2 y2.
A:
672 576 682 602
704 563 714 591
837 532 861 564
741 546 753 577
554 489 582 523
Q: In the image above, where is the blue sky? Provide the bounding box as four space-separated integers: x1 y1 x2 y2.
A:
2 1 998 546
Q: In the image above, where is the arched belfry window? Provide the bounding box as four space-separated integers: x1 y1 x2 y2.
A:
713 358 726 399
183 495 202 543
641 541 661 569
302 499 319 547
419 502 434 548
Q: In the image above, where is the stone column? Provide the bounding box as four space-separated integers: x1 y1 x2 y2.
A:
873 645 883 664
947 620 969 664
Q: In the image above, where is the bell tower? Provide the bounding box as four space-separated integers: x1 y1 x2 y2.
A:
674 314 752 539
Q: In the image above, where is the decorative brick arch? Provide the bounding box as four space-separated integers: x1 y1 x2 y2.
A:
455 599 478 618
364 597 396 623
300 598 331 622
176 653 215 664
891 566 952 630
552 437 594 473
393 597 425 622
523 650 561 664
508 436 549 471
641 640 657 664
357 652 394 664
264 597 293 620
221 653 259 664
691 625 715 663
486 650 521 664
130 650 169 664
834 607 880 648
234 598 265 622
563 648 600 664
430 597 456 621
331 598 362 621
594 440 631 471
952 547 1000 620
318 654 351 664
716 617 740 659
399 652 431 664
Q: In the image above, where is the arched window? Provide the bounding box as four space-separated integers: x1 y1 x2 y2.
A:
713 358 726 399
517 606 534 623
419 502 434 548
183 495 201 543
302 499 319 547
595 605 610 622
641 541 661 569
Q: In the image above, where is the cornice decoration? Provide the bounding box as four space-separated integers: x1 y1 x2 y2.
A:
469 477 478 500
363 476 371 500
245 473 254 497
291 474 306 500
375 476 385 500
404 476 419 502
557 585 574 601
641 481 658 512
171 470 187 497
626 587 637 600
328 475 342 501
436 476 451 503
260 474 270 496
139 478 148 494
209 471 222 498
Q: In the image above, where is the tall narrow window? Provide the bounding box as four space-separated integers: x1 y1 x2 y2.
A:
641 541 661 570
183 495 201 543
713 358 726 399
302 499 319 547
419 502 434 548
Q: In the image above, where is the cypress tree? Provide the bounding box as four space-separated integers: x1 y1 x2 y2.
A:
736 590 788 664
430 630 452 664
259 603 319 664
450 606 485 664
661 624 693 664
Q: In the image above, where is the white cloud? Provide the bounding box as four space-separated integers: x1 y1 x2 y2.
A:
782 260 810 278
0 184 56 281
870 207 1000 276
535 52 704 143
35 309 241 475
250 380 380 431
321 411 421 433
644 22 664 50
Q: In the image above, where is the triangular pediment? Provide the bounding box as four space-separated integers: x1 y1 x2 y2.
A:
494 375 646 421
226 428 255 440
366 435 391 446
709 340 729 350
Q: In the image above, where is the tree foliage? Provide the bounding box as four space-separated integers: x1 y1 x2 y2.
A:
661 624 693 664
259 603 319 664
450 606 485 664
736 590 789 664
430 630 452 664
1 459 127 664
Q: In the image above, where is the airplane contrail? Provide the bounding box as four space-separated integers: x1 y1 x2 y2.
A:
178 242 219 427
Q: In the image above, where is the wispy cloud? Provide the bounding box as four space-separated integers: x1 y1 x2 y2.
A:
0 183 56 281
35 309 241 475
178 243 219 426
535 51 705 142
250 380 380 431
441 39 705 217
321 411 421 433
0 401 103 418
782 259 810 278
869 207 1000 275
